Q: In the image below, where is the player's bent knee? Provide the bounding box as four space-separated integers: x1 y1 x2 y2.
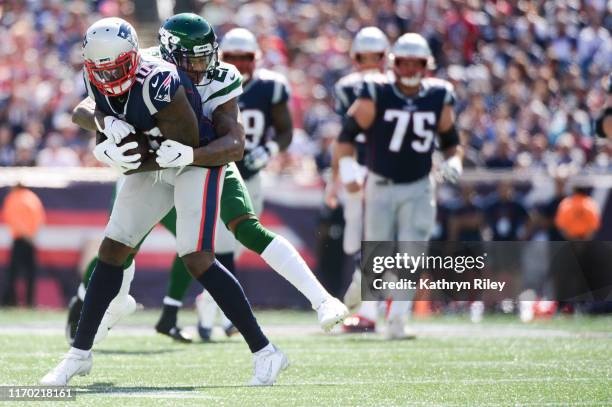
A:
181 251 215 278
98 238 133 267
233 217 276 255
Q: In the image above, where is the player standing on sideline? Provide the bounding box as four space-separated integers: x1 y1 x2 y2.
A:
179 27 348 338
42 17 288 386
325 27 389 333
333 33 463 339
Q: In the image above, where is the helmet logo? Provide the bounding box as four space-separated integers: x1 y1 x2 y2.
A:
118 23 137 47
159 28 180 51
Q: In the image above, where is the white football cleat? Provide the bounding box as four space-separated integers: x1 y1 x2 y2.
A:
195 290 218 341
385 316 416 340
316 297 349 332
40 350 93 386
249 344 289 386
94 294 137 344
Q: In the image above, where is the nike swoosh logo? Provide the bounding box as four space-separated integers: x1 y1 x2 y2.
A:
230 73 236 80
168 152 182 163
151 77 159 87
104 150 113 161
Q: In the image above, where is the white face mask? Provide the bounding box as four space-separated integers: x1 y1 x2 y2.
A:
399 74 421 87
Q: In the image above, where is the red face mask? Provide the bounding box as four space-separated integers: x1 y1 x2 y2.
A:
222 53 255 81
85 50 140 96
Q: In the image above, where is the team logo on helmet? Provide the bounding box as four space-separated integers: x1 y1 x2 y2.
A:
159 27 180 52
118 22 137 47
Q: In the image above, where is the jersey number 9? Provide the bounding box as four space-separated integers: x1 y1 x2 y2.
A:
242 109 265 149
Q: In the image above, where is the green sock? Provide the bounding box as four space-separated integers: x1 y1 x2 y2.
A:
166 256 192 302
234 218 276 255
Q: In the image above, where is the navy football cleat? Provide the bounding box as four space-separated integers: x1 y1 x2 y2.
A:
155 324 193 343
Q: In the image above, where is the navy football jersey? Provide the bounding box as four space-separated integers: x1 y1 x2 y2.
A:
333 71 383 164
84 52 210 148
236 68 290 180
355 75 456 183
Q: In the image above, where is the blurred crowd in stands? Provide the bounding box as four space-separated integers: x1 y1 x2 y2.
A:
0 0 610 174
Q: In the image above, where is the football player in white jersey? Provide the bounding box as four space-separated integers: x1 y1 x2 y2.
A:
184 27 348 338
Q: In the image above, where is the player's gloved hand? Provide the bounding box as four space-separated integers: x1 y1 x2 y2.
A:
439 155 463 183
155 139 194 168
96 115 135 144
243 141 279 171
93 138 141 173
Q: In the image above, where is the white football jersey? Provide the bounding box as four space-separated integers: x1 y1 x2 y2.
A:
140 47 243 119
197 61 243 119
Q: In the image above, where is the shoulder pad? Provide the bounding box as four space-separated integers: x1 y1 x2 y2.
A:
422 77 456 105
209 62 242 86
336 71 365 89
198 62 243 119
142 66 182 115
254 68 290 104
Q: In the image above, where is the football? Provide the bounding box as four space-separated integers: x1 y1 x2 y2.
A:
98 130 152 163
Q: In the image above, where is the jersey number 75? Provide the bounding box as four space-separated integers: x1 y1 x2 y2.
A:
383 110 436 153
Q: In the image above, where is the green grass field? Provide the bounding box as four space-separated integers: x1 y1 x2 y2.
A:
0 309 610 406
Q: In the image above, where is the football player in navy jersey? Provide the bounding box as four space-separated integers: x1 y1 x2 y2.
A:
333 33 464 338
67 19 346 348
42 17 286 387
219 28 293 210
326 27 390 334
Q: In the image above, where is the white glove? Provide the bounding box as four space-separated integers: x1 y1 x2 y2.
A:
439 155 463 183
96 115 135 144
243 141 279 171
93 139 141 173
155 139 194 167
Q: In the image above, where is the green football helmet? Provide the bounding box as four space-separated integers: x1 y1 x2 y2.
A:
159 13 218 84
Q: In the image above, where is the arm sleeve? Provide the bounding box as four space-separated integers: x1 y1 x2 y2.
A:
143 69 182 115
